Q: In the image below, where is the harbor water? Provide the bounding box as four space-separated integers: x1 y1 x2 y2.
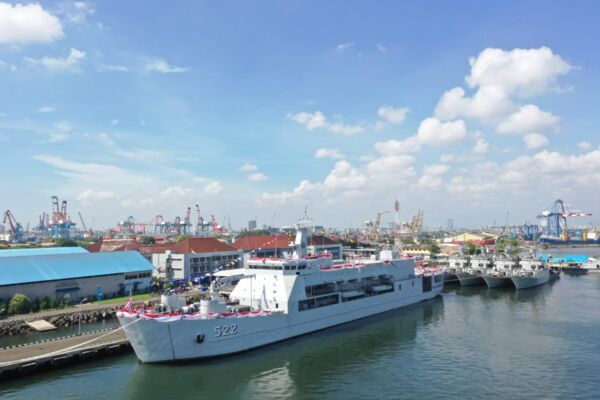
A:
1 273 600 399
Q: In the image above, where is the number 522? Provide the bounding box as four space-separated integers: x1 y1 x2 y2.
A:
214 324 238 337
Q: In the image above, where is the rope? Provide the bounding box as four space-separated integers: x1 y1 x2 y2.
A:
0 317 142 367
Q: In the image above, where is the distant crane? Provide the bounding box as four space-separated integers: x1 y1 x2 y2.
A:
78 211 94 237
365 210 391 240
537 199 592 240
195 204 203 235
3 210 23 242
48 195 75 238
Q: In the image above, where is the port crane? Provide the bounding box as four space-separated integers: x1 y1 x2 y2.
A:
537 199 592 240
3 210 23 242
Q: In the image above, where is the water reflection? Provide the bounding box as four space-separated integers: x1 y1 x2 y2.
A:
124 298 444 399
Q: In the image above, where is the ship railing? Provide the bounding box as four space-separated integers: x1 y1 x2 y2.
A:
116 309 279 321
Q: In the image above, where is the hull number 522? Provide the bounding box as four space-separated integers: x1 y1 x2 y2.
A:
214 324 238 337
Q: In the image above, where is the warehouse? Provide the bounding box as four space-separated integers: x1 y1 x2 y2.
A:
0 247 153 303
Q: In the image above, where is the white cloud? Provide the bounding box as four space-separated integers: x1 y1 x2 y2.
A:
0 2 63 44
523 133 549 149
440 154 455 163
335 42 354 52
288 111 365 135
435 86 514 123
110 119 119 126
323 160 367 190
0 59 17 71
466 47 572 96
160 186 193 199
248 172 268 182
38 106 55 113
577 141 592 151
145 59 188 73
423 164 450 176
77 189 118 204
33 155 154 190
496 104 559 134
240 163 259 172
418 174 443 189
435 47 571 147
26 48 86 71
315 148 345 160
416 117 467 146
376 44 388 53
203 181 223 194
376 118 468 156
99 64 128 72
367 155 415 175
61 1 95 24
473 134 489 155
49 121 72 142
377 105 409 125
374 135 422 155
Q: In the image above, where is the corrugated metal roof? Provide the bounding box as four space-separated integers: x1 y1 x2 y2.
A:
0 251 153 286
0 247 89 258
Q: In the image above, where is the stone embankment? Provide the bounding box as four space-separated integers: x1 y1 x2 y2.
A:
0 307 119 336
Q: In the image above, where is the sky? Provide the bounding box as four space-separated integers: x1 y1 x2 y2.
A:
0 0 599 231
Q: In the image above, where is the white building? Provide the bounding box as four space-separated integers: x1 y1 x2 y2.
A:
143 238 243 281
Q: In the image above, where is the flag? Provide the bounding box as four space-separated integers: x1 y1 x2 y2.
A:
124 296 133 310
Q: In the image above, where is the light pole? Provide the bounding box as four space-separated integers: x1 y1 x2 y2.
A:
78 298 88 336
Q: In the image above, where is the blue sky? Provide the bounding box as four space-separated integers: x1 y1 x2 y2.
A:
1 0 599 230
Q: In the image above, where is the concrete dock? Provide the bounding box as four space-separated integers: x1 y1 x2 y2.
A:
0 328 130 380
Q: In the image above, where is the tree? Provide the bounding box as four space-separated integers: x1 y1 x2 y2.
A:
139 236 155 244
466 243 478 255
53 238 78 247
429 243 441 255
8 293 33 315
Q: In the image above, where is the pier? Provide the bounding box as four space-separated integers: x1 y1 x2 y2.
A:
0 328 130 380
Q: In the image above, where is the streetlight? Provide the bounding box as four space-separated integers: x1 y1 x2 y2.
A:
78 298 88 336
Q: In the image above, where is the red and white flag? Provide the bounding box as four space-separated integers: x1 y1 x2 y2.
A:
124 296 133 310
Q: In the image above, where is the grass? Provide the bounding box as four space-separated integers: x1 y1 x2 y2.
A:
94 293 156 305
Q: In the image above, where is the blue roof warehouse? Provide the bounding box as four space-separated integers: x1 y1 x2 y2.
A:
0 247 153 303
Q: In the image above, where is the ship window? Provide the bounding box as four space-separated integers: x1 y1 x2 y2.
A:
398 284 402 290
305 283 336 297
275 303 279 309
412 281 414 287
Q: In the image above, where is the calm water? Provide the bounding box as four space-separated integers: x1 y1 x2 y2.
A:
1 274 599 400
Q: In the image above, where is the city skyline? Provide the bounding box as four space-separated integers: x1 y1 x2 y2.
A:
1 1 599 230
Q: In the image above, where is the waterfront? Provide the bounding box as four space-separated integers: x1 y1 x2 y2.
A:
0 274 597 399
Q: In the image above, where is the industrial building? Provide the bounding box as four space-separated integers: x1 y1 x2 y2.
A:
143 238 243 281
0 247 153 303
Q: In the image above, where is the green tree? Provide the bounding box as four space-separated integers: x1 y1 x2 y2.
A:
8 293 33 315
139 236 155 244
40 296 52 310
236 229 270 238
429 243 441 255
53 238 78 247
466 243 478 255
